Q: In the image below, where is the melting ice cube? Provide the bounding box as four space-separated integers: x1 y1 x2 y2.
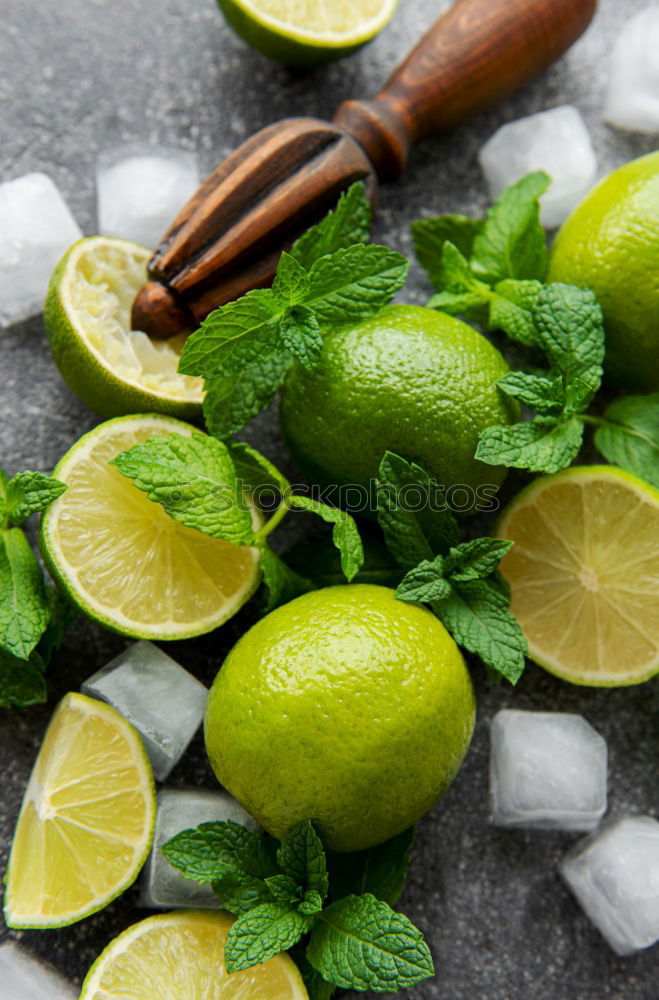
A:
0 941 75 999
605 7 659 134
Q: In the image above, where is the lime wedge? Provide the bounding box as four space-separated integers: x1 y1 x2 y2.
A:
4 693 156 928
217 0 399 65
44 236 203 419
497 465 659 686
40 414 261 640
80 911 310 999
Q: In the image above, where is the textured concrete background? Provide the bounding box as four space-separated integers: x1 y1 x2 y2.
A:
1 0 658 996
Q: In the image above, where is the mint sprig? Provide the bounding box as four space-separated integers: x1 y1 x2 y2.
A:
163 818 432 995
377 452 527 683
590 393 659 489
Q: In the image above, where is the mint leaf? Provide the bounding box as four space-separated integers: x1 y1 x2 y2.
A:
265 874 300 906
471 172 550 284
305 245 409 328
277 821 329 901
259 545 313 612
427 242 490 322
533 283 604 394
395 557 452 604
444 538 513 582
291 182 372 271
0 647 47 709
203 350 291 439
272 252 310 305
225 903 310 973
179 289 280 378
411 214 483 288
212 869 273 915
307 894 434 991
435 580 526 683
162 820 273 884
37 586 75 666
0 528 49 660
285 532 401 591
496 371 565 416
227 440 290 498
489 279 543 346
377 452 458 570
428 287 490 318
326 827 414 908
5 472 66 525
476 417 584 474
112 431 255 545
288 496 363 582
280 306 323 369
593 393 659 488
299 889 324 916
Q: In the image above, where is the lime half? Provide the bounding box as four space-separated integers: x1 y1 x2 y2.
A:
497 466 659 686
217 0 399 65
4 693 156 928
80 911 309 999
44 236 204 419
40 414 261 640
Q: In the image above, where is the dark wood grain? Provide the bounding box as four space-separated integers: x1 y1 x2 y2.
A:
132 0 597 339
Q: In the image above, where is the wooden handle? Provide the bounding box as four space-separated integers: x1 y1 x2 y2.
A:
335 0 597 178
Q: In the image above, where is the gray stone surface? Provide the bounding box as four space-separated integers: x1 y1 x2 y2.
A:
1 0 658 996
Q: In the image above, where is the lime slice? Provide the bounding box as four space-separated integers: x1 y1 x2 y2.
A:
80 910 310 999
217 0 399 66
44 236 204 419
497 465 659 686
4 693 156 928
40 414 261 640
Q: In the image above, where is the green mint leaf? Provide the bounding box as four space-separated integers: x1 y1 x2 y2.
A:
0 528 49 660
280 305 323 370
428 288 490 319
36 586 75 666
434 579 526 684
287 496 363 582
5 472 66 525
259 544 313 613
285 532 402 591
476 417 584 474
326 827 414 908
594 393 659 489
299 889 324 916
395 557 452 604
533 284 605 399
377 452 459 570
488 279 544 346
203 350 291 439
213 870 273 915
272 252 311 305
436 241 485 295
265 874 301 906
162 820 273 884
277 820 329 901
291 182 372 271
179 289 281 378
307 894 434 992
471 172 550 284
411 214 484 288
444 538 513 582
225 903 310 973
496 371 565 416
0 647 47 710
227 441 290 499
112 431 255 546
304 245 409 328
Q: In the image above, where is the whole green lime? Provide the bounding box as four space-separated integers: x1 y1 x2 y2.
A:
205 584 475 851
279 305 516 512
549 151 659 392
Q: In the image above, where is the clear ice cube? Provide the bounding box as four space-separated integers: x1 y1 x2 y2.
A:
0 172 82 328
81 640 208 781
604 7 659 134
96 147 200 249
140 787 259 910
560 815 659 956
478 106 598 228
490 709 607 831
0 941 76 999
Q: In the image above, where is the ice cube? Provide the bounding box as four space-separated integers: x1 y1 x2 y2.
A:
560 815 659 956
81 640 208 781
490 709 607 831
96 147 200 249
0 173 82 328
140 787 259 910
604 7 659 134
478 106 598 228
0 941 76 999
